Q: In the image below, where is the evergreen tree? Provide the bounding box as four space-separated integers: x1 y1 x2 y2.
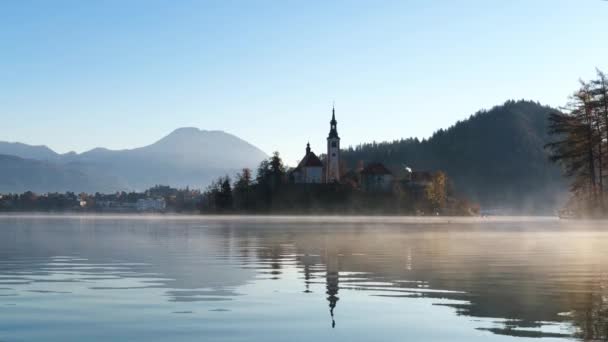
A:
590 69 608 198
201 177 223 212
233 168 254 210
546 71 608 215
254 152 287 209
268 151 286 191
341 100 564 211
217 176 233 211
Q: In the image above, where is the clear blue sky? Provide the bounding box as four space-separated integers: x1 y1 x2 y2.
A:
1 0 607 165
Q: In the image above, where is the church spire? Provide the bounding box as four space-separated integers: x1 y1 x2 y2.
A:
326 104 341 183
328 106 339 139
306 142 311 154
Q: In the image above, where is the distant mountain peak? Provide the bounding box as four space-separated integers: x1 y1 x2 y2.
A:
0 141 54 151
0 141 59 161
170 127 203 134
165 127 229 138
0 127 268 193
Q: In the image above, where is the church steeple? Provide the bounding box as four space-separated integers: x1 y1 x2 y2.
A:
306 142 311 155
326 105 341 183
328 105 339 139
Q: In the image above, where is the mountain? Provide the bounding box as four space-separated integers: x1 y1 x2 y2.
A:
0 128 268 193
0 142 61 161
341 100 568 213
1 106 567 211
0 154 125 193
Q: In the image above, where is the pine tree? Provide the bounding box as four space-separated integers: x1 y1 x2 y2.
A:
590 69 608 198
217 176 233 211
233 168 253 210
546 71 608 215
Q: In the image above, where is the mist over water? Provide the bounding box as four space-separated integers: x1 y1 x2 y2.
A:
0 215 607 341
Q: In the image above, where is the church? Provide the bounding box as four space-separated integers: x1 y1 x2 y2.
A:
291 107 342 184
289 106 399 194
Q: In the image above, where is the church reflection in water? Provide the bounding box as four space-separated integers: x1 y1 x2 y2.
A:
297 244 340 328
325 249 340 329
263 248 340 327
4 217 608 340
239 220 608 340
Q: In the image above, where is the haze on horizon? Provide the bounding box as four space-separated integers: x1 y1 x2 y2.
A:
1 0 607 165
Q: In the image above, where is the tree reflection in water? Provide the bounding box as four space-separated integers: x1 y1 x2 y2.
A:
2 216 608 340
239 218 608 339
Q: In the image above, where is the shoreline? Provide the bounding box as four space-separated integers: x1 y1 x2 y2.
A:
0 212 562 223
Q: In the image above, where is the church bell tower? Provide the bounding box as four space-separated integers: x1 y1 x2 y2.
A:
326 106 340 183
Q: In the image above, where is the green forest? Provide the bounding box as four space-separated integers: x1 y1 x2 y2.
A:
341 100 566 213
200 153 477 215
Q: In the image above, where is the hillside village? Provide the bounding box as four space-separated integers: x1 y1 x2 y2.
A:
0 185 200 213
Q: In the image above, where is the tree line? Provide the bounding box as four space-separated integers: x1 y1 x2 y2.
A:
546 69 608 216
0 185 201 212
341 100 563 213
202 152 288 213
201 152 477 215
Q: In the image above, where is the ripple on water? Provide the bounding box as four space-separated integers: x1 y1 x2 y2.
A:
0 216 607 341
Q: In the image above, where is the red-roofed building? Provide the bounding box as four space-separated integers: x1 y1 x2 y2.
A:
292 143 324 184
360 162 394 192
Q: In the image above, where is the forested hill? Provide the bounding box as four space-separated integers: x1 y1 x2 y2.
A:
341 100 567 213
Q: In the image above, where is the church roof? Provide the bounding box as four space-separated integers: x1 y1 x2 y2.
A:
296 151 324 169
360 163 392 175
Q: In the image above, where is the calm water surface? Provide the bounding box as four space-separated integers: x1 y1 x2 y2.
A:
0 215 607 341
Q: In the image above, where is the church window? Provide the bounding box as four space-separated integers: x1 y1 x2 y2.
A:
331 141 337 148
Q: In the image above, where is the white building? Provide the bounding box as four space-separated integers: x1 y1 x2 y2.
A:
291 106 342 184
292 143 324 184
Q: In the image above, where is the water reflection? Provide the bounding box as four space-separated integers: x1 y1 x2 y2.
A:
326 248 340 329
0 215 607 341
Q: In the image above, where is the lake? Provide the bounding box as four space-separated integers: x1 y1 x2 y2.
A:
0 215 607 341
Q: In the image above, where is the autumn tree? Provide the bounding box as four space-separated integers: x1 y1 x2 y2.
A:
425 171 447 211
